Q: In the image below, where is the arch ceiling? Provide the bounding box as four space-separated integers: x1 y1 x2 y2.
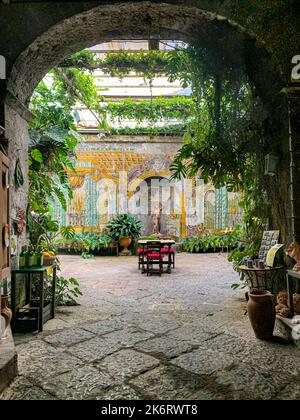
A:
6 1 282 106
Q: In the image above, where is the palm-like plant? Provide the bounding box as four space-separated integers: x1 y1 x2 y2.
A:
107 214 142 241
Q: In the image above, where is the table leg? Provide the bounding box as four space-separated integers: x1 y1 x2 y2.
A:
27 272 31 304
10 272 16 332
39 271 44 332
264 270 267 290
141 244 146 273
51 265 56 319
167 244 171 274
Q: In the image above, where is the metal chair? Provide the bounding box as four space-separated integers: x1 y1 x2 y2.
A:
146 241 163 276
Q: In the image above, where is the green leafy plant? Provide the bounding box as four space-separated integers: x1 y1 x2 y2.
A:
107 214 142 241
140 234 159 240
108 124 188 137
76 232 111 257
165 44 272 265
55 231 112 257
81 251 94 260
56 276 82 306
29 80 80 215
26 214 82 306
166 46 258 185
103 97 193 124
28 212 76 254
228 218 265 289
181 230 242 254
59 49 169 81
227 218 267 289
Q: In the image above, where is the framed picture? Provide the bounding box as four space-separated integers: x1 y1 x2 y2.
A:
258 231 280 261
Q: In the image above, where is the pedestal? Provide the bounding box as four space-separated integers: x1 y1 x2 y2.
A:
0 314 5 339
0 326 18 393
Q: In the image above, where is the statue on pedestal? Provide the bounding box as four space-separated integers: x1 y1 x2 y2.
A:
153 205 162 234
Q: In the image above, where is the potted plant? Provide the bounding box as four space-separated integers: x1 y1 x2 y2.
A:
107 214 142 255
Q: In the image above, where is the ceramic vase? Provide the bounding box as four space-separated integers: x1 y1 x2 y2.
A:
247 290 275 340
1 294 12 338
119 237 132 255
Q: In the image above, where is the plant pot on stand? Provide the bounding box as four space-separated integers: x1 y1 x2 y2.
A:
119 237 132 256
247 290 275 340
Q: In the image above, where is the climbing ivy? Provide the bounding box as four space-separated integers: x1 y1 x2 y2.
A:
53 67 108 129
53 57 194 132
55 46 265 197
108 124 189 137
165 44 270 265
167 45 259 187
56 45 265 199
59 49 169 81
104 97 193 123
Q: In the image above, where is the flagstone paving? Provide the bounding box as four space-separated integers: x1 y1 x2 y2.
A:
1 253 300 400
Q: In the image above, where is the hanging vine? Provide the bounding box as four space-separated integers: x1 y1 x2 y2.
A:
167 45 264 188
165 44 271 265
59 49 169 82
103 97 193 123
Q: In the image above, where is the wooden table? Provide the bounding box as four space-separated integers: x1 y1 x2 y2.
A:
11 265 56 333
286 270 300 317
239 265 285 294
138 240 176 246
138 240 175 274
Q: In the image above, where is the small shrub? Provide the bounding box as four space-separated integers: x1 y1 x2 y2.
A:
181 229 242 254
56 276 82 306
107 214 142 241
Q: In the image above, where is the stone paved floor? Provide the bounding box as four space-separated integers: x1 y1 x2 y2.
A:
1 253 300 400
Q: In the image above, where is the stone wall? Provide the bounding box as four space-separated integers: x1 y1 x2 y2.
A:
56 134 241 237
5 104 29 258
0 103 24 393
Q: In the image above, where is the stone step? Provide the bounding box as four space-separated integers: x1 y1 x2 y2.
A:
275 316 300 347
0 326 18 393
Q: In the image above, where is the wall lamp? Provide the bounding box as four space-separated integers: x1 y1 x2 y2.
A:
265 152 280 176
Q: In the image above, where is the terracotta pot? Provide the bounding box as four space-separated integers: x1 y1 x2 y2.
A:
1 294 12 337
247 290 275 340
119 237 132 255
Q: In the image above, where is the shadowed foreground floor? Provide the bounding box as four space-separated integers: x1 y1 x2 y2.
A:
1 253 300 400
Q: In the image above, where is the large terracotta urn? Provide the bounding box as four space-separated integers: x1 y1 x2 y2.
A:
119 237 132 255
247 290 275 340
1 294 12 339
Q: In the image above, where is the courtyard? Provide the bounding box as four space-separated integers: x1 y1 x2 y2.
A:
2 253 300 400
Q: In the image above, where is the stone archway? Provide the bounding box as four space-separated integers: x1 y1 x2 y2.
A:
1 0 298 247
7 2 281 106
